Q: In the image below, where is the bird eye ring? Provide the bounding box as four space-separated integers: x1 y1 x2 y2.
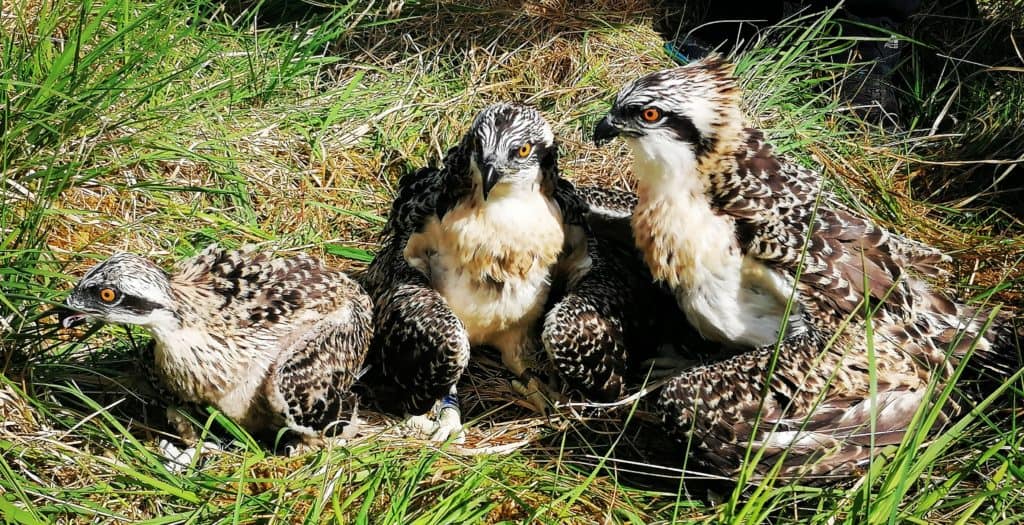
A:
641 107 662 123
516 143 533 158
98 287 118 303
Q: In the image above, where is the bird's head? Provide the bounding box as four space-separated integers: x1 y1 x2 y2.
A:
592 57 741 175
59 253 176 330
464 103 558 201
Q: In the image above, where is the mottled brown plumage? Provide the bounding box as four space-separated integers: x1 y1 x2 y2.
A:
595 57 1021 479
60 245 372 449
362 103 666 440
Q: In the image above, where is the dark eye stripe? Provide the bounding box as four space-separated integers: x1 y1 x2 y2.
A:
118 294 164 315
534 141 557 172
628 106 714 158
663 114 708 154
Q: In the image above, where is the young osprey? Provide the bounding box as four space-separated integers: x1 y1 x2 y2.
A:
363 103 654 441
59 245 372 450
593 58 1021 477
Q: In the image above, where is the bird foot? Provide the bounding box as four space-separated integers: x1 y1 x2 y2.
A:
283 436 325 457
511 375 566 416
166 406 200 445
435 403 465 443
399 395 465 444
337 405 362 441
158 438 221 473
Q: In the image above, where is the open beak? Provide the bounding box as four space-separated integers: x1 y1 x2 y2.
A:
481 162 501 201
592 115 621 146
56 306 89 329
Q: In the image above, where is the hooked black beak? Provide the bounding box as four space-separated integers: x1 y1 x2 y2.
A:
481 162 501 201
55 305 88 329
592 116 621 146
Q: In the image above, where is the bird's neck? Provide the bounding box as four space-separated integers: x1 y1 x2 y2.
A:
140 300 187 343
629 134 709 198
629 131 743 292
141 287 244 403
474 180 545 204
407 183 566 286
143 281 217 340
698 121 750 196
461 185 565 268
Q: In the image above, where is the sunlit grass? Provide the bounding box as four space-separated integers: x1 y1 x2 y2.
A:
1 0 1021 523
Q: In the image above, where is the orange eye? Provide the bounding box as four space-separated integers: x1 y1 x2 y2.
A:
99 288 117 303
517 143 533 158
641 107 662 122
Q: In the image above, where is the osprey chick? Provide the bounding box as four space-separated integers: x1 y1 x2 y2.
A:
59 245 372 450
593 58 1021 477
364 103 649 440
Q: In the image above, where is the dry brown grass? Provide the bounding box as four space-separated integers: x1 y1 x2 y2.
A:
1 0 67 40
3 1 1023 522
38 1 668 269
23 0 1023 444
